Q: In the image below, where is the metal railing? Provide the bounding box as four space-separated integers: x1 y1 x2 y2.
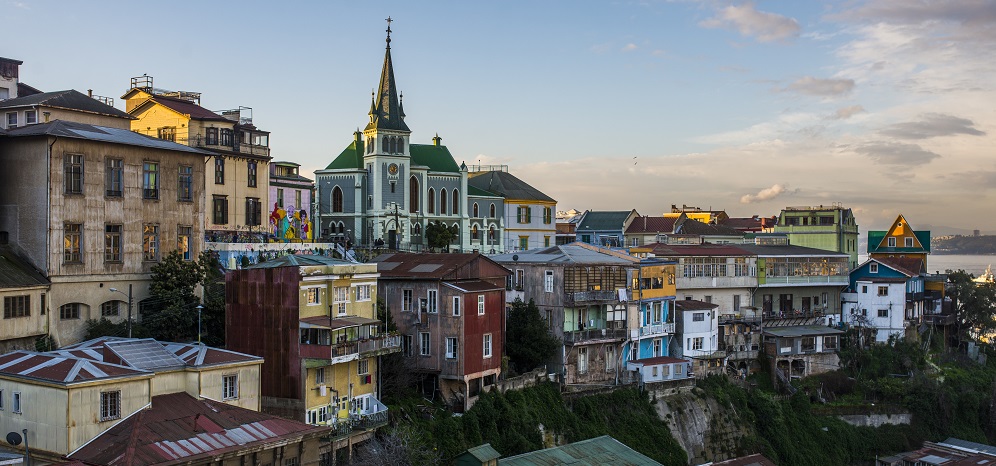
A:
563 328 627 344
761 275 849 285
639 323 675 336
565 290 619 304
359 334 402 355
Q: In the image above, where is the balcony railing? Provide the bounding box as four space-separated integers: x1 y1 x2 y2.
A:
563 328 627 344
358 334 402 355
761 275 849 285
638 322 675 337
565 290 619 304
301 334 400 361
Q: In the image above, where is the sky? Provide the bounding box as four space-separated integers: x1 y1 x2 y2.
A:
5 1 995 234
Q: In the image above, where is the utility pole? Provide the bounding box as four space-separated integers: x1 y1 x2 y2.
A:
196 305 204 344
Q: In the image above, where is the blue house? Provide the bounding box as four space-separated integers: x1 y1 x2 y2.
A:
842 256 927 343
575 210 639 248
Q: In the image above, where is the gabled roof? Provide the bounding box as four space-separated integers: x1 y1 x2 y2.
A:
625 216 677 234
576 210 638 232
0 89 133 119
868 214 931 254
871 256 925 277
0 246 48 289
0 351 148 385
674 216 742 236
18 82 43 97
461 443 501 462
489 243 638 266
131 94 232 122
322 139 461 173
467 171 555 202
2 120 212 155
500 435 662 466
675 300 719 311
56 337 261 370
68 392 329 466
720 217 766 231
373 252 509 279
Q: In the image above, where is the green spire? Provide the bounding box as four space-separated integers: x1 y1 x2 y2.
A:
365 17 410 133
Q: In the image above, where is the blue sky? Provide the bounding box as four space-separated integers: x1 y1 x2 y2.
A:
5 1 995 233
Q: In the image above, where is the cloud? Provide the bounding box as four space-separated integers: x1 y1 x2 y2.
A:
879 113 986 139
621 43 638 52
852 141 940 166
831 105 865 120
844 0 996 42
700 2 801 43
785 76 855 96
741 184 791 204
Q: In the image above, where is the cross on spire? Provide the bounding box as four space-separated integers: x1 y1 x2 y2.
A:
385 16 393 46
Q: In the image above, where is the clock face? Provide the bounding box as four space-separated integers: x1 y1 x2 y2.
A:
388 163 399 175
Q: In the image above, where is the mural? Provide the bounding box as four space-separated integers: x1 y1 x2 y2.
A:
270 202 312 241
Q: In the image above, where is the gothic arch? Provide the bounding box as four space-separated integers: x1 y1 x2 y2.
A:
332 186 344 213
440 188 448 215
409 176 419 213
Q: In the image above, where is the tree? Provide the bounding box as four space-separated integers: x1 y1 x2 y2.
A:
425 221 457 251
947 270 996 346
138 250 227 343
505 298 561 374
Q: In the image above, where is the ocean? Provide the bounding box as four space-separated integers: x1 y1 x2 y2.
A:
857 254 994 276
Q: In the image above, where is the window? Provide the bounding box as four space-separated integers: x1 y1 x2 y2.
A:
403 289 413 312
545 270 554 292
543 207 553 224
427 290 437 313
519 236 528 250
143 224 160 261
606 346 616 371
420 332 430 356
402 334 413 357
0 388 3 410
577 347 587 374
178 165 193 201
733 295 741 312
295 190 302 209
3 296 30 319
220 128 233 146
101 301 120 317
440 189 448 214
483 333 493 358
452 189 459 215
517 206 531 223
452 296 461 316
870 263 879 274
12 392 21 414
905 237 914 248
334 287 348 315
445 337 458 359
315 367 326 384
6 112 17 128
214 157 225 184
100 391 121 421
206 127 218 145
692 337 704 351
284 458 299 466
307 406 329 425
157 126 176 142
888 237 896 247
142 162 159 199
878 309 889 318
693 312 705 322
306 287 322 305
356 284 371 301
60 303 80 320
64 223 82 263
223 374 239 400
178 226 192 260
331 187 342 212
877 286 889 296
478 295 485 315
248 161 258 187
65 154 83 194
544 236 551 247
357 359 369 375
428 188 435 214
823 336 838 350
704 295 712 303
490 203 497 218
409 176 420 213
862 285 868 294
802 337 816 352
213 196 229 224
654 338 663 357
473 203 479 218
105 158 123 197
24 110 36 125
246 197 262 226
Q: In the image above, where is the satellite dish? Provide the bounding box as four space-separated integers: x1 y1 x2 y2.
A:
512 254 519 262
6 432 21 446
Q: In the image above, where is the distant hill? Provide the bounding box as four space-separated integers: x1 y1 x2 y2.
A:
933 235 996 255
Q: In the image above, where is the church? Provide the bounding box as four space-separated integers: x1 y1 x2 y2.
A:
315 21 505 252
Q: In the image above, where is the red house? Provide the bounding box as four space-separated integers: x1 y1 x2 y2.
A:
372 252 510 411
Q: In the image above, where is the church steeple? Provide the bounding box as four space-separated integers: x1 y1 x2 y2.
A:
365 17 410 133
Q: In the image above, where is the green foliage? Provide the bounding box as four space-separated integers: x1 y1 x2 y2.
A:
83 318 151 340
140 250 226 343
425 221 457 250
505 298 561 374
947 270 996 344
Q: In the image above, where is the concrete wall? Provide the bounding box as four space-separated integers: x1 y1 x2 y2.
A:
837 413 911 428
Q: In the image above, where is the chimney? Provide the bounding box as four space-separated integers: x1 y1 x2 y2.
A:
88 89 93 97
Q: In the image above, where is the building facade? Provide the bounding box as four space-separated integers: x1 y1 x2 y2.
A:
575 210 639 248
467 168 555 251
772 205 859 269
868 214 931 266
269 161 315 241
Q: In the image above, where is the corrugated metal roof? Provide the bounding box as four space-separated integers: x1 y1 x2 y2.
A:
644 243 754 257
0 351 147 384
710 454 778 466
373 252 481 278
0 89 134 119
463 443 501 462
629 356 688 366
244 254 357 269
675 300 719 311
467 171 555 202
735 244 849 257
763 325 844 338
0 246 48 289
69 392 329 466
442 280 504 293
2 120 211 155
490 244 637 266
940 438 996 456
499 435 662 465
299 315 380 330
576 211 635 232
56 337 261 370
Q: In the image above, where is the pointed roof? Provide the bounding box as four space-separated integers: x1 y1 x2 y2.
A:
364 21 410 133
868 214 931 254
323 139 461 173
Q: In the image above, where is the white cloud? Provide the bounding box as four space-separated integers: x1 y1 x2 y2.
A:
852 141 941 166
700 2 801 43
879 113 986 139
741 184 791 204
622 43 638 52
830 105 865 120
785 76 855 96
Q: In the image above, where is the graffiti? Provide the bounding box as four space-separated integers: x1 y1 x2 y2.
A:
269 202 312 241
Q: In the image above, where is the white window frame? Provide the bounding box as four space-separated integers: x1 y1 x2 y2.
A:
24 110 36 125
334 286 348 315
905 237 914 248
305 286 323 306
888 237 896 247
357 358 369 375
445 337 458 359
5 112 16 129
452 296 461 316
544 270 554 293
403 289 413 312
355 284 371 301
878 309 889 318
419 332 430 356
483 333 493 358
877 286 889 297
577 347 588 374
606 346 616 371
100 390 121 421
692 337 704 351
477 295 485 315
315 367 326 384
223 374 239 400
870 263 878 273
427 289 438 313
12 392 21 413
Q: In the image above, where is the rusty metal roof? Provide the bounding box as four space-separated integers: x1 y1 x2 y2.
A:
299 315 380 330
373 252 502 279
56 337 261 370
68 392 329 466
442 280 504 293
0 351 147 384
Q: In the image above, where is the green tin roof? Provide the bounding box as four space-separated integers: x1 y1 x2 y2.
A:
867 230 931 254
500 436 662 465
324 140 462 173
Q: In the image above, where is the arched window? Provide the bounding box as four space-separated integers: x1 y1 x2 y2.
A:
409 176 419 213
489 225 497 243
452 189 459 215
398 138 404 153
99 300 121 317
473 203 479 218
392 137 399 153
451 223 459 238
382 136 389 153
471 225 479 241
427 188 435 214
440 189 448 215
332 186 344 213
490 203 496 218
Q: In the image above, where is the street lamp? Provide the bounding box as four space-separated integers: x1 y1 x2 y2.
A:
109 285 133 338
196 305 204 344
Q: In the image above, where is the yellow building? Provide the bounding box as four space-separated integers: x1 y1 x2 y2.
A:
663 204 729 225
0 337 262 461
121 76 272 240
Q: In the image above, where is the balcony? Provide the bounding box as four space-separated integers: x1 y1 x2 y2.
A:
636 322 675 337
358 334 402 356
760 275 849 286
324 398 390 440
301 333 400 363
563 327 627 344
565 290 620 304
